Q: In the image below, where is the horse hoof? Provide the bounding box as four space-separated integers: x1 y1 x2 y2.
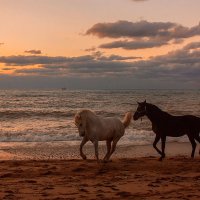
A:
158 157 163 161
81 155 87 160
103 159 112 163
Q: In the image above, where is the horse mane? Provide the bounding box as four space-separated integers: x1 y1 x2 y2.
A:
147 103 162 112
79 109 93 116
146 103 171 118
78 109 97 120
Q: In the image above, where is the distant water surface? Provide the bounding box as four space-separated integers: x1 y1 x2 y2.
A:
0 89 199 145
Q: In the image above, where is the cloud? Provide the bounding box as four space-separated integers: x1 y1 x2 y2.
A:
2 67 16 71
100 39 168 50
182 41 200 50
135 41 200 81
12 54 139 77
0 53 138 67
0 55 94 66
85 47 96 52
0 55 67 66
90 51 141 60
0 42 4 46
15 67 64 76
99 54 142 60
86 20 200 41
0 52 139 79
24 49 42 55
0 42 200 88
86 20 200 51
11 42 200 84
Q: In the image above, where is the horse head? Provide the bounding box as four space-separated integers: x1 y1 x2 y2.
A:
133 100 147 120
74 112 87 137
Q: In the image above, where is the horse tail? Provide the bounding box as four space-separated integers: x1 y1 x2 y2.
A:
122 112 132 128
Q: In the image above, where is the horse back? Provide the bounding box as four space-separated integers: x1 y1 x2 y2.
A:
181 115 200 131
85 117 124 141
101 117 125 136
102 117 124 131
153 115 200 136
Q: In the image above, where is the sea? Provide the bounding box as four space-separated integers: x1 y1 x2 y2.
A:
0 89 200 146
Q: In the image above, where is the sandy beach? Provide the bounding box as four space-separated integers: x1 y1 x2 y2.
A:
0 142 199 199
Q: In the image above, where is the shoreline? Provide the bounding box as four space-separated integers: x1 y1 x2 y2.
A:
0 141 199 160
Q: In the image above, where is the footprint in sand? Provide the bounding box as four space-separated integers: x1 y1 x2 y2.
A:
78 187 88 193
116 191 132 197
0 173 13 178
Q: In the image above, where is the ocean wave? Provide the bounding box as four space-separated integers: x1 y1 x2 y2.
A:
0 132 82 142
0 89 199 145
0 129 189 145
0 110 133 119
0 110 76 119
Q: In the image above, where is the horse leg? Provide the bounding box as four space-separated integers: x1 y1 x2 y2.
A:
194 135 200 155
188 136 196 158
80 136 88 160
159 136 166 161
93 140 100 162
103 140 111 162
153 135 162 155
106 138 120 161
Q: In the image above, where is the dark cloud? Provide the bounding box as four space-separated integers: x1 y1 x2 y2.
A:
0 42 4 46
182 42 200 50
0 75 148 90
0 55 94 66
99 54 142 61
2 67 16 71
0 55 67 66
13 56 137 76
100 39 168 50
15 67 64 76
90 51 141 60
86 20 200 51
24 49 42 55
0 42 200 89
0 52 139 78
134 42 200 81
172 39 184 44
86 20 200 41
85 47 96 52
10 42 199 85
152 42 200 65
0 53 137 67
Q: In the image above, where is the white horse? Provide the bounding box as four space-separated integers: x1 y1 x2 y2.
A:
74 110 132 162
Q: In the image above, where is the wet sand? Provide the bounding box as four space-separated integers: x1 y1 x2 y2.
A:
0 141 198 160
0 142 200 199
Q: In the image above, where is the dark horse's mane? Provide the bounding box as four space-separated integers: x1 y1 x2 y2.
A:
146 103 163 112
146 103 172 120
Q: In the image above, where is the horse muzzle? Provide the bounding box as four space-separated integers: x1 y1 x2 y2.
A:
133 112 140 120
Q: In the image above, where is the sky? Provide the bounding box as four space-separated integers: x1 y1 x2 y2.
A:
0 0 200 89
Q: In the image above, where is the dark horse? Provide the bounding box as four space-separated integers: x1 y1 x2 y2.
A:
133 100 200 160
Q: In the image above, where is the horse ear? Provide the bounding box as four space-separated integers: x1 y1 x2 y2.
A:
75 114 81 122
144 100 146 104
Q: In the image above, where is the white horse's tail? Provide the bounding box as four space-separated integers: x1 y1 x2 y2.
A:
122 112 132 128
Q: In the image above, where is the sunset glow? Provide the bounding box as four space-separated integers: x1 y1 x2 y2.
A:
0 0 200 89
